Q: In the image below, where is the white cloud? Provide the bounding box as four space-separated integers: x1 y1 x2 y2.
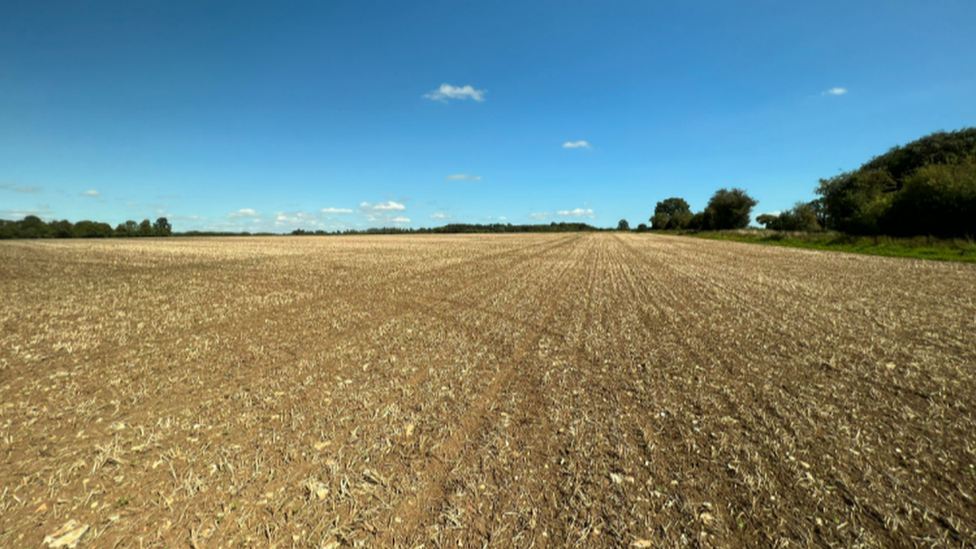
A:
424 84 486 102
498 216 507 221
822 87 847 96
321 207 354 214
81 190 101 197
391 216 410 223
528 208 595 220
272 210 330 227
445 174 482 181
557 208 594 217
0 208 53 220
228 208 261 219
360 201 406 212
430 212 451 219
1 183 42 193
563 141 592 149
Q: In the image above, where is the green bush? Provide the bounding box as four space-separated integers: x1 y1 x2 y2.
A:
651 197 692 230
882 157 976 238
703 188 757 230
815 128 976 237
816 169 895 234
757 202 822 232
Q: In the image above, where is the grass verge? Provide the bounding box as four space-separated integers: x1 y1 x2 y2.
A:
683 230 976 263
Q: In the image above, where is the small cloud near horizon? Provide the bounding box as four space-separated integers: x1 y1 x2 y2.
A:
424 84 486 102
0 208 53 220
822 87 847 96
557 208 595 218
228 208 261 219
321 207 354 214
529 208 595 220
563 141 592 149
1 183 42 193
430 212 451 219
445 174 482 181
81 190 101 197
360 201 406 212
390 216 410 223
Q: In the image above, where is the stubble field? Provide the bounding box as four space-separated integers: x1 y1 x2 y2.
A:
1 233 975 549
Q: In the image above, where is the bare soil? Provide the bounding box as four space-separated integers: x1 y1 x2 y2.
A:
2 234 975 548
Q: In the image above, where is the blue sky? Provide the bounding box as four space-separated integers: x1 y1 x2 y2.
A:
2 1 975 232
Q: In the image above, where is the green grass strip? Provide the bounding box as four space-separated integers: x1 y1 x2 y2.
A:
682 231 976 264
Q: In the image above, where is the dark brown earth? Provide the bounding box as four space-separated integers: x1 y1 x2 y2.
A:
1 234 975 548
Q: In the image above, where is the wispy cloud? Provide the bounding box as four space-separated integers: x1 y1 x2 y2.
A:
321 207 354 214
430 212 451 219
81 190 101 197
563 141 592 149
157 194 180 199
424 84 486 102
273 211 331 227
557 208 594 217
445 174 482 181
821 87 847 96
0 208 53 220
358 200 409 224
1 183 42 194
125 202 139 208
228 208 261 219
360 201 406 212
528 208 595 220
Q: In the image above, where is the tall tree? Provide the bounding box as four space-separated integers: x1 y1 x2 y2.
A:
651 197 692 230
704 188 757 230
153 217 172 236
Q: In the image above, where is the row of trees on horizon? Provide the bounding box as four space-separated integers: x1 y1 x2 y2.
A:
0 216 172 239
638 128 976 238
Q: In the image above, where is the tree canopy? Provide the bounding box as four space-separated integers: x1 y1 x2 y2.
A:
756 202 821 232
816 128 976 237
0 216 174 239
702 188 758 230
650 197 692 230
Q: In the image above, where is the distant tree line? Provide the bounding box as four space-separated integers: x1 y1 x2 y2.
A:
0 216 172 239
645 128 976 238
291 222 600 236
649 189 759 231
